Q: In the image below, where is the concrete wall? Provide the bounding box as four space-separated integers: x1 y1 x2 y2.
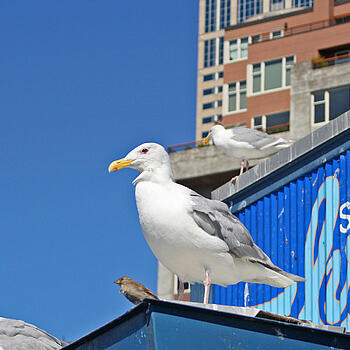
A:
290 60 350 140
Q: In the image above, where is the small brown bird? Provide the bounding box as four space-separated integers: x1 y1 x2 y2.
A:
114 276 159 305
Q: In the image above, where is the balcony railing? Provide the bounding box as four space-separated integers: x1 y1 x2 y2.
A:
254 13 350 44
167 140 205 153
312 52 350 69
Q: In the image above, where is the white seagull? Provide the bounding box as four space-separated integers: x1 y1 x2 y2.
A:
108 143 304 304
203 125 293 181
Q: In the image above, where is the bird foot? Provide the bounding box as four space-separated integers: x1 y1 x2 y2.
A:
230 176 239 183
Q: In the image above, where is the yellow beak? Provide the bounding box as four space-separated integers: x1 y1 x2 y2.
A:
108 158 134 173
202 135 211 145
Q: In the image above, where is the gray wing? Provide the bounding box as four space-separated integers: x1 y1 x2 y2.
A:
228 127 282 150
189 193 271 264
0 317 66 349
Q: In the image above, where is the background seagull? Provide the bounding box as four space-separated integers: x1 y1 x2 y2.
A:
114 276 158 305
203 125 293 181
108 143 304 304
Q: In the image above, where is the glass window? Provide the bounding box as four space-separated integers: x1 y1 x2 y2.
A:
285 56 294 86
203 102 214 110
218 72 224 78
240 37 249 59
204 74 214 81
266 111 290 133
219 37 224 65
329 86 350 120
204 39 216 67
270 0 284 11
253 63 261 92
228 83 237 111
292 0 313 8
253 116 263 130
217 100 222 107
220 0 231 29
252 34 261 43
238 0 263 23
203 88 214 95
314 104 325 123
202 116 213 124
240 80 247 109
271 30 283 39
312 91 326 123
264 58 282 90
202 131 209 138
205 0 217 33
229 40 238 61
217 86 223 93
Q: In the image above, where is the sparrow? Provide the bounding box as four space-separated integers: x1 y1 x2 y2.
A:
114 276 159 305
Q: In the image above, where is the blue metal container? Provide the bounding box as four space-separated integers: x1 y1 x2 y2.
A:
62 299 350 349
211 112 350 329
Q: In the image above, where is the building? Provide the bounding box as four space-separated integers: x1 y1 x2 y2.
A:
197 0 350 140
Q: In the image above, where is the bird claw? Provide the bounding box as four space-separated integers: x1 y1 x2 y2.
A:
230 176 239 183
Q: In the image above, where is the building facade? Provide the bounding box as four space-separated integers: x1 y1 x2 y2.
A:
197 0 350 140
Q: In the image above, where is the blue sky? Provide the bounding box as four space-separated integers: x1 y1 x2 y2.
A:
0 1 198 342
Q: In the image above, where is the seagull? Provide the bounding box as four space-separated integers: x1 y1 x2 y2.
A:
114 276 158 305
0 317 66 349
108 143 304 304
203 125 293 181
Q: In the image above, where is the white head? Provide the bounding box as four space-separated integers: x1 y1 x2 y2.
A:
203 124 226 144
108 143 173 182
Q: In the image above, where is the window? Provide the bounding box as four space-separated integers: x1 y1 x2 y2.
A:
203 100 221 110
203 88 214 96
217 86 223 93
238 0 263 23
202 114 222 124
204 37 224 67
174 276 191 296
265 58 282 90
250 56 295 94
228 80 247 112
219 37 224 65
292 0 313 8
220 0 231 29
252 34 262 43
252 111 290 134
203 116 214 124
218 71 224 78
270 0 284 11
202 131 209 138
204 39 216 67
270 30 283 39
229 37 249 61
203 102 215 110
285 56 294 85
253 63 261 93
313 91 326 123
205 0 217 33
203 73 215 81
312 86 350 125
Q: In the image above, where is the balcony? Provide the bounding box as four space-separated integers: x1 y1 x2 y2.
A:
252 12 350 44
312 52 350 69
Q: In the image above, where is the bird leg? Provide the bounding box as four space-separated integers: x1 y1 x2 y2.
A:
230 159 245 183
203 271 211 304
178 280 185 301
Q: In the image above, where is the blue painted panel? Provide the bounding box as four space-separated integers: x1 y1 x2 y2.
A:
213 151 350 328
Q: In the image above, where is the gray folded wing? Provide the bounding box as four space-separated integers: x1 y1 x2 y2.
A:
0 317 67 349
190 193 271 264
228 127 285 150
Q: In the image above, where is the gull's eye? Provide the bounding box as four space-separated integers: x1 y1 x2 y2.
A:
141 148 149 154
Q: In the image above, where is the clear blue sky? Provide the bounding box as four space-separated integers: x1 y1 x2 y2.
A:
0 1 198 342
